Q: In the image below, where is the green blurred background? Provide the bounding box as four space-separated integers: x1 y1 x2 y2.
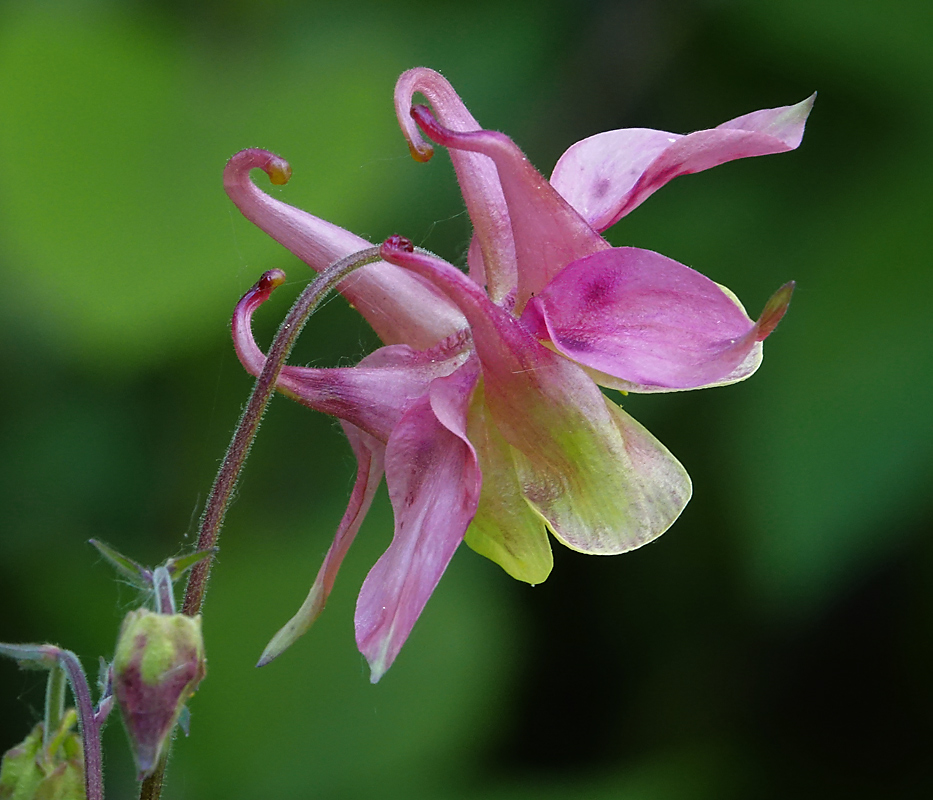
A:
1 0 931 797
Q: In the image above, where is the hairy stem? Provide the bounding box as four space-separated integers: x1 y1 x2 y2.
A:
138 247 381 800
57 650 105 800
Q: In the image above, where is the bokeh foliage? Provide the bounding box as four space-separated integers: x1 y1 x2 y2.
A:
1 0 931 798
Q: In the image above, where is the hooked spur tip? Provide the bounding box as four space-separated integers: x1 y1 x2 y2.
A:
265 155 292 185
257 268 287 294
381 234 415 257
407 105 435 161
225 148 292 186
408 139 434 163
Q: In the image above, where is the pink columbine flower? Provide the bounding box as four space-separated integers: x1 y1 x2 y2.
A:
227 68 813 682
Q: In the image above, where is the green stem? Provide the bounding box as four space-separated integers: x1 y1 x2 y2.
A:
43 665 67 751
137 247 381 800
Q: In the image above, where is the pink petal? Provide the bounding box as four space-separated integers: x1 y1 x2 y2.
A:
257 424 385 666
231 269 471 441
521 247 794 390
550 95 815 231
411 106 610 312
355 362 481 682
224 148 464 348
395 69 516 301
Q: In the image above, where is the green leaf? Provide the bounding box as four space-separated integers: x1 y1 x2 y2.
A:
88 539 149 588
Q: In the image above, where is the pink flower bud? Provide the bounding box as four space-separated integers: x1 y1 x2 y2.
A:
112 609 206 778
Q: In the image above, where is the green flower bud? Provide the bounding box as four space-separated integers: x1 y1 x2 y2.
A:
112 609 206 778
0 710 84 800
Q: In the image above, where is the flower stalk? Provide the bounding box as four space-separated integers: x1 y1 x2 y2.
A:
58 649 106 800
137 246 381 800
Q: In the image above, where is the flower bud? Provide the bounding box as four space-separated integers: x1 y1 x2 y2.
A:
112 609 206 778
0 711 84 800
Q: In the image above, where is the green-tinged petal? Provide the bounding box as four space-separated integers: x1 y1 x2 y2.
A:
464 380 553 584
510 395 692 554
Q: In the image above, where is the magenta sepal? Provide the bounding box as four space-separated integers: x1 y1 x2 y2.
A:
550 94 816 231
520 247 795 390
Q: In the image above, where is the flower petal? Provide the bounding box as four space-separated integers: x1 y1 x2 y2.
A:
411 106 610 312
395 69 516 301
257 424 385 667
355 362 481 682
521 247 794 390
509 398 692 555
550 95 815 231
231 271 471 441
464 380 553 584
224 148 464 348
380 238 691 556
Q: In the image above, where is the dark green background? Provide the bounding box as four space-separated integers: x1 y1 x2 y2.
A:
1 1 931 797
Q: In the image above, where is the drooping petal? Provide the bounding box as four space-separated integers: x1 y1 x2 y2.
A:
381 237 691 556
224 148 464 348
464 380 553 584
411 106 610 312
355 361 481 682
232 270 472 441
257 424 385 666
520 247 794 390
395 68 515 301
550 95 815 231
